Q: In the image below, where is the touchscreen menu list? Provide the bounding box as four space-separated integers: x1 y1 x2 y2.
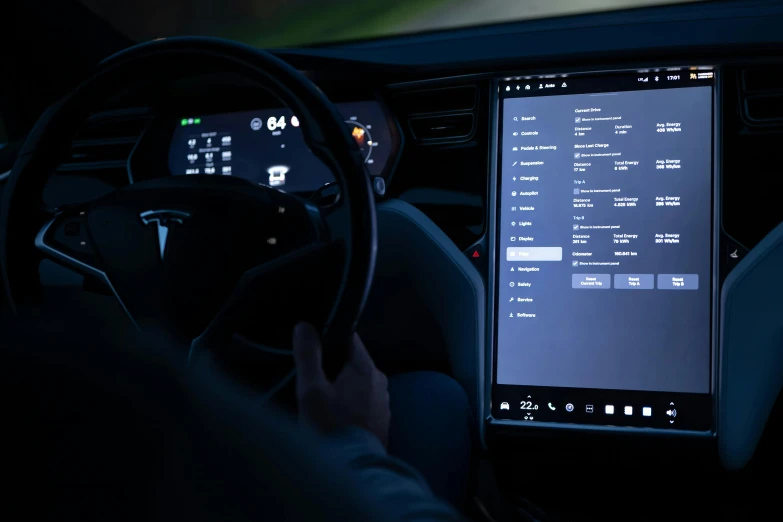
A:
495 83 713 398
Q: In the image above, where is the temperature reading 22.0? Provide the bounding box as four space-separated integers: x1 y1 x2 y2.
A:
520 401 538 410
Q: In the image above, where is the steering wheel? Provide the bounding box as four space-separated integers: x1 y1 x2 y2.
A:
0 37 377 381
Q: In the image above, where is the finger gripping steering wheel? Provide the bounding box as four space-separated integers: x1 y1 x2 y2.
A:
0 37 377 379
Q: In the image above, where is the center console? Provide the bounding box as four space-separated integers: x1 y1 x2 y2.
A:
487 67 718 435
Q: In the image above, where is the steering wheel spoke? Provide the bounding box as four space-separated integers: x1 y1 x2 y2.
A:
190 238 345 359
35 207 140 327
36 208 107 281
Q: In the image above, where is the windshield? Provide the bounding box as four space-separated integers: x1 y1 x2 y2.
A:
80 0 705 48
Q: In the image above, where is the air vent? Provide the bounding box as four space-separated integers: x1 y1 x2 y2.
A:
409 114 474 141
58 108 152 172
742 67 783 93
394 86 477 115
391 83 479 144
738 66 783 126
745 95 783 122
63 138 139 169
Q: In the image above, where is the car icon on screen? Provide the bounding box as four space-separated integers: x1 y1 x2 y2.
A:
500 402 510 410
267 165 289 187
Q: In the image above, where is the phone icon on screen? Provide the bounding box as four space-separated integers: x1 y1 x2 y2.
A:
548 403 556 411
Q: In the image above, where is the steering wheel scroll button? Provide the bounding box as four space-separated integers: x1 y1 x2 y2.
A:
51 215 95 258
64 222 80 236
372 176 386 196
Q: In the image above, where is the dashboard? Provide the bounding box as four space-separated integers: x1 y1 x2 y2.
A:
488 68 717 434
14 0 783 484
48 56 779 451
154 67 717 436
4 2 783 519
167 101 396 192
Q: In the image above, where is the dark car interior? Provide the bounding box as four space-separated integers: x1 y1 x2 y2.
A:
3 0 783 520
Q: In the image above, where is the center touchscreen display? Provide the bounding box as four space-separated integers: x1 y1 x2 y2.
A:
493 70 715 431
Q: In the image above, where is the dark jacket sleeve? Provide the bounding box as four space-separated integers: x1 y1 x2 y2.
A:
324 427 465 521
2 313 465 521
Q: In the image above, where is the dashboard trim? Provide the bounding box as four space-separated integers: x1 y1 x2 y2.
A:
712 67 723 435
373 92 405 189
480 73 499 449
482 65 721 443
126 124 150 185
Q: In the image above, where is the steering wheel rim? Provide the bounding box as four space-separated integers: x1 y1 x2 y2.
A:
0 37 377 378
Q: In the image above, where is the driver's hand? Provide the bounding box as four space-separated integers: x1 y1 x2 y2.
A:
293 322 390 448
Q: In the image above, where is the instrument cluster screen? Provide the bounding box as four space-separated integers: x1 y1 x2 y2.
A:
168 101 393 192
492 69 716 432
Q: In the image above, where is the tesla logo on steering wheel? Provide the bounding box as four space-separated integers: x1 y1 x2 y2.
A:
140 210 191 262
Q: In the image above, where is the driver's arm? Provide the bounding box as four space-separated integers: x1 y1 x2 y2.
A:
291 322 466 520
1 314 465 521
326 426 465 521
179 326 465 522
